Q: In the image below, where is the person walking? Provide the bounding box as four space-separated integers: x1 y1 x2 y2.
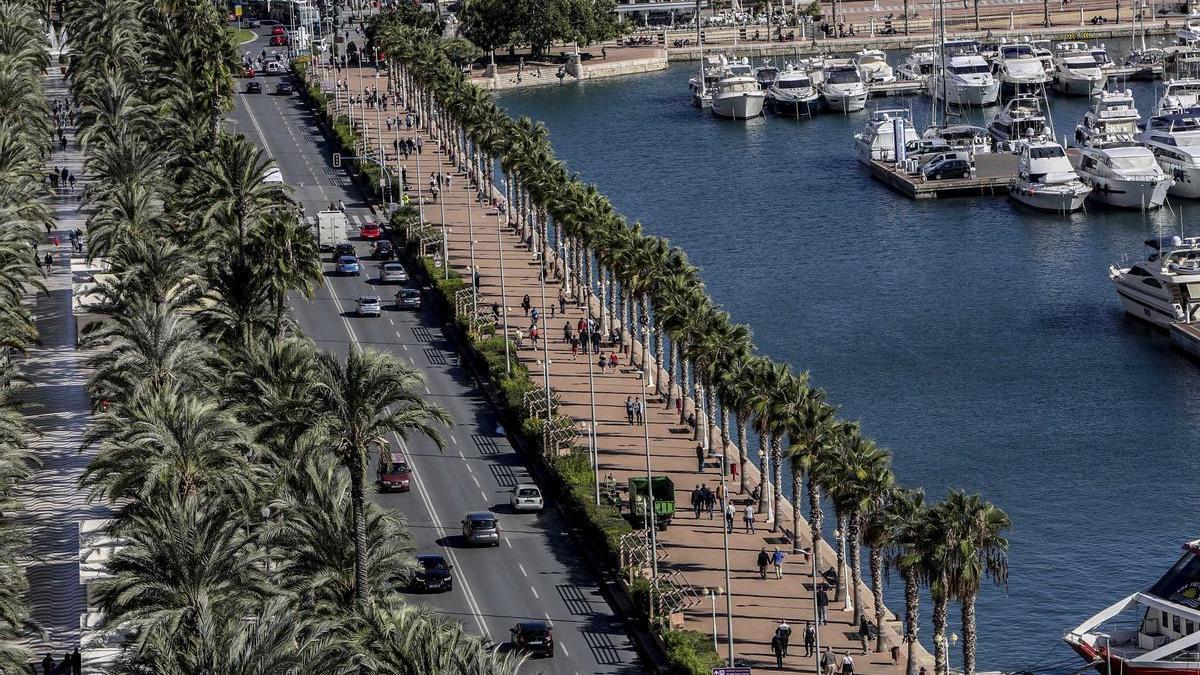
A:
44 251 52 271
772 633 785 669
42 653 54 675
731 459 739 486
725 500 735 533
858 615 871 654
744 502 756 533
804 621 817 657
695 442 705 472
842 652 855 675
571 337 579 359
756 546 770 580
598 353 608 373
521 294 531 316
625 396 635 425
558 288 567 314
70 647 81 675
821 648 833 675
702 485 714 519
772 546 786 579
817 585 830 625
776 619 792 656
715 482 726 510
634 397 644 425
691 485 702 519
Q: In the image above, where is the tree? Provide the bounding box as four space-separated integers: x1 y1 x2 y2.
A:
783 389 835 554
441 38 484 70
460 0 517 58
887 488 929 675
941 491 1011 675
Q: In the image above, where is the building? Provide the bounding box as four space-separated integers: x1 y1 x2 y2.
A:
615 0 706 27
268 0 321 32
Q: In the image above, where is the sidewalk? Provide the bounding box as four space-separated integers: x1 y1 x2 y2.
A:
12 67 109 669
331 62 934 672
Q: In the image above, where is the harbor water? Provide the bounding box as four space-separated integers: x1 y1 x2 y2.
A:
497 51 1200 671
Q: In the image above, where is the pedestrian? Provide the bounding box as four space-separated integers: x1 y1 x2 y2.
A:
745 503 756 534
715 482 726 509
691 485 702 518
530 306 539 325
34 253 43 278
859 615 871 654
44 252 52 270
634 397 643 425
804 621 817 657
776 619 792 655
591 330 600 353
731 459 739 486
725 501 735 532
756 546 770 579
602 45 608 59
817 585 830 625
695 442 705 472
71 647 81 675
42 653 54 675
772 634 785 669
609 350 619 370
521 293 531 316
773 546 785 579
515 328 524 350
571 337 579 358
60 166 68 184
625 396 635 425
558 288 567 314
842 652 855 675
891 644 901 665
598 353 607 373
530 324 539 344
44 220 52 235
705 486 715 518
821 648 833 675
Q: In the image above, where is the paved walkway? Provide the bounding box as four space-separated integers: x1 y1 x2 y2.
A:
327 62 934 673
13 67 108 671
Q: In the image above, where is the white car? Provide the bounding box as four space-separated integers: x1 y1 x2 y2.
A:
356 296 381 317
509 484 543 512
265 60 285 74
380 261 408 283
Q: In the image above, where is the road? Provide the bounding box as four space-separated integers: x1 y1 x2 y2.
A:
228 29 641 675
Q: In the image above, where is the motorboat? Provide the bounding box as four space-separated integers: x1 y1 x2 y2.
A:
854 48 896 84
1164 45 1200 79
1107 241 1200 325
710 68 766 119
1008 139 1090 212
988 95 1050 148
1179 15 1200 43
1050 41 1107 96
1070 141 1172 209
689 54 727 107
994 42 1050 97
1155 78 1200 115
755 62 780 89
931 53 1000 106
1074 88 1141 146
897 44 936 81
1032 39 1055 74
923 124 992 155
1138 111 1200 198
1124 47 1166 80
820 60 868 113
766 63 820 117
854 109 920 165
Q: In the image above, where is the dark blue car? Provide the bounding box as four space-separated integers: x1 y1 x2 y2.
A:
336 255 361 276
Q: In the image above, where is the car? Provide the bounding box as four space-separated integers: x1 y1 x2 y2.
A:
412 554 453 592
510 621 554 658
271 25 286 35
270 35 289 46
274 81 293 95
510 484 543 512
246 19 260 28
337 255 361 276
380 261 407 283
461 512 500 546
373 239 395 260
921 155 972 180
377 452 411 491
331 243 355 262
243 66 256 78
265 60 285 74
245 81 262 94
356 295 381 316
394 287 421 310
360 221 382 240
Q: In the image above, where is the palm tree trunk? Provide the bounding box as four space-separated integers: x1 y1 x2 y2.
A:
703 380 715 450
640 295 651 374
680 357 691 426
809 480 824 583
962 593 977 675
871 544 885 653
274 289 286 338
904 568 920 675
665 338 676 410
757 426 770 514
834 511 846 601
849 512 863 625
932 589 948 675
771 435 783 532
736 415 748 494
350 449 370 608
791 467 802 553
973 0 980 30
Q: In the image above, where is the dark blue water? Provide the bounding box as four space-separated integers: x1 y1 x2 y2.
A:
497 57 1200 671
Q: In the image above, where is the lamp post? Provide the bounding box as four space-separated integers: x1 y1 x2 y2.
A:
812 542 823 675
834 527 852 612
588 337 599 505
495 196 510 374
720 452 734 666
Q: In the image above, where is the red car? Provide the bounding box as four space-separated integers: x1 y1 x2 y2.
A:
271 26 286 35
270 35 289 46
360 221 382 240
377 453 411 492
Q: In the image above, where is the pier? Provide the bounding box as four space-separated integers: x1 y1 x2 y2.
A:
1170 322 1200 359
868 153 1018 199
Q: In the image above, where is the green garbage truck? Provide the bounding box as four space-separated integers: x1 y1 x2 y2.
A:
628 476 675 531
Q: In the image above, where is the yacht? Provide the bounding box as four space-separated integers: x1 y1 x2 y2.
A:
988 95 1050 148
1125 47 1166 80
766 63 820 117
1156 78 1200 115
1071 141 1173 209
897 44 936 81
1179 15 1200 43
1074 88 1141 146
820 61 868 113
1164 45 1200 79
755 62 780 89
1050 42 1107 96
994 42 1050 97
710 69 766 119
689 54 727 107
1107 240 1200 325
854 109 920 165
1139 112 1200 197
854 48 896 84
923 124 992 155
1032 39 1056 74
931 53 1000 106
1008 139 1090 212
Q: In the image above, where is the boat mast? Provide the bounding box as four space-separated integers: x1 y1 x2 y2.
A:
697 0 705 97
937 0 947 127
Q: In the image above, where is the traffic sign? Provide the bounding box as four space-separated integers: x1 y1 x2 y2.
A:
234 4 242 15
401 194 410 205
713 668 752 675
332 152 341 168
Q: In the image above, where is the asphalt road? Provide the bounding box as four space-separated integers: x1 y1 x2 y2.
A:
228 28 641 675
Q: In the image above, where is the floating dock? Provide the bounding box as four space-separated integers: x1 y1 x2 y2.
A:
1170 322 1200 359
869 80 926 97
868 152 1018 199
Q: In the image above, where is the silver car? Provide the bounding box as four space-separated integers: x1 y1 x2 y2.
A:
509 485 543 512
356 296 381 316
461 512 500 546
380 261 408 283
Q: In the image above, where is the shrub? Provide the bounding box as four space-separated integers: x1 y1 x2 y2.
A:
662 630 723 675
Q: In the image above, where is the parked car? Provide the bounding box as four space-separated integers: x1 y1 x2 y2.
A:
356 295 381 316
245 80 262 94
331 243 355 262
274 81 293 95
380 261 407 283
271 25 286 35
337 255 361 276
372 239 395 260
265 60 285 74
395 287 421 310
510 621 554 658
509 484 543 512
412 554 453 592
461 512 500 546
377 452 411 491
360 221 382 240
919 151 972 180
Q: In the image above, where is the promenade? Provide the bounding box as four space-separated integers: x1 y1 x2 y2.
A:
329 60 934 672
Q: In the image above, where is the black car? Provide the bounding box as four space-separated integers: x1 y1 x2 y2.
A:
412 554 453 592
395 287 421 310
331 243 355 262
245 80 262 94
921 157 972 180
372 239 394 260
510 621 553 658
274 81 294 95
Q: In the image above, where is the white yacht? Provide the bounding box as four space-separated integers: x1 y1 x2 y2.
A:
1139 112 1200 198
923 124 993 154
1071 141 1173 209
988 95 1050 148
689 54 727 107
1109 238 1200 326
1165 44 1200 79
854 49 896 84
820 61 868 113
1155 78 1200 115
931 53 1000 106
1050 42 1107 96
1008 139 1090 212
1124 47 1165 80
994 42 1050 97
1074 88 1141 146
897 44 936 81
755 62 780 89
854 109 920 165
766 63 820 117
1179 15 1200 43
1032 39 1056 74
710 69 766 119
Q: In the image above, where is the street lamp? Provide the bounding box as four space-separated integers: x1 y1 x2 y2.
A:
707 587 723 653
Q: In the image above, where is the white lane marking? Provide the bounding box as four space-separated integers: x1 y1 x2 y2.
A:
530 586 539 599
408 356 415 364
458 450 465 459
560 642 570 657
450 433 458 445
518 564 527 578
479 490 487 501
470 474 479 487
424 385 431 395
402 343 408 351
388 317 394 325
544 612 553 626
505 538 512 549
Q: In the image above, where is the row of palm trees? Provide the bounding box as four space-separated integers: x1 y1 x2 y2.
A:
0 0 55 668
60 0 519 671
379 14 1010 675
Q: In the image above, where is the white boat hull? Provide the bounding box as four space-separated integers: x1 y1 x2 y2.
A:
822 88 867 112
934 79 1000 106
711 92 765 119
1009 182 1090 212
1161 163 1200 198
1052 72 1107 96
1084 175 1173 209
1113 275 1179 327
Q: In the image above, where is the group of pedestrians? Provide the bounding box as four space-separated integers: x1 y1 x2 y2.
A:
689 483 718 519
623 396 644 425
39 648 81 675
48 165 77 193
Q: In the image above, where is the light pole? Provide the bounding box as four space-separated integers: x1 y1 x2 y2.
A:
642 393 657 581
720 452 734 666
587 330 599 505
812 542 823 675
835 526 852 612
495 202 510 374
709 588 720 653
466 156 478 313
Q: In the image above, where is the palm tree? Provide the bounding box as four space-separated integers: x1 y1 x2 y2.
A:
782 388 834 554
827 432 893 626
941 490 1011 675
887 487 929 675
310 348 450 608
247 210 324 337
861 485 900 653
347 600 525 674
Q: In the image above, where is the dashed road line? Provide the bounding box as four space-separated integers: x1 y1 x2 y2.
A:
519 564 528 577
